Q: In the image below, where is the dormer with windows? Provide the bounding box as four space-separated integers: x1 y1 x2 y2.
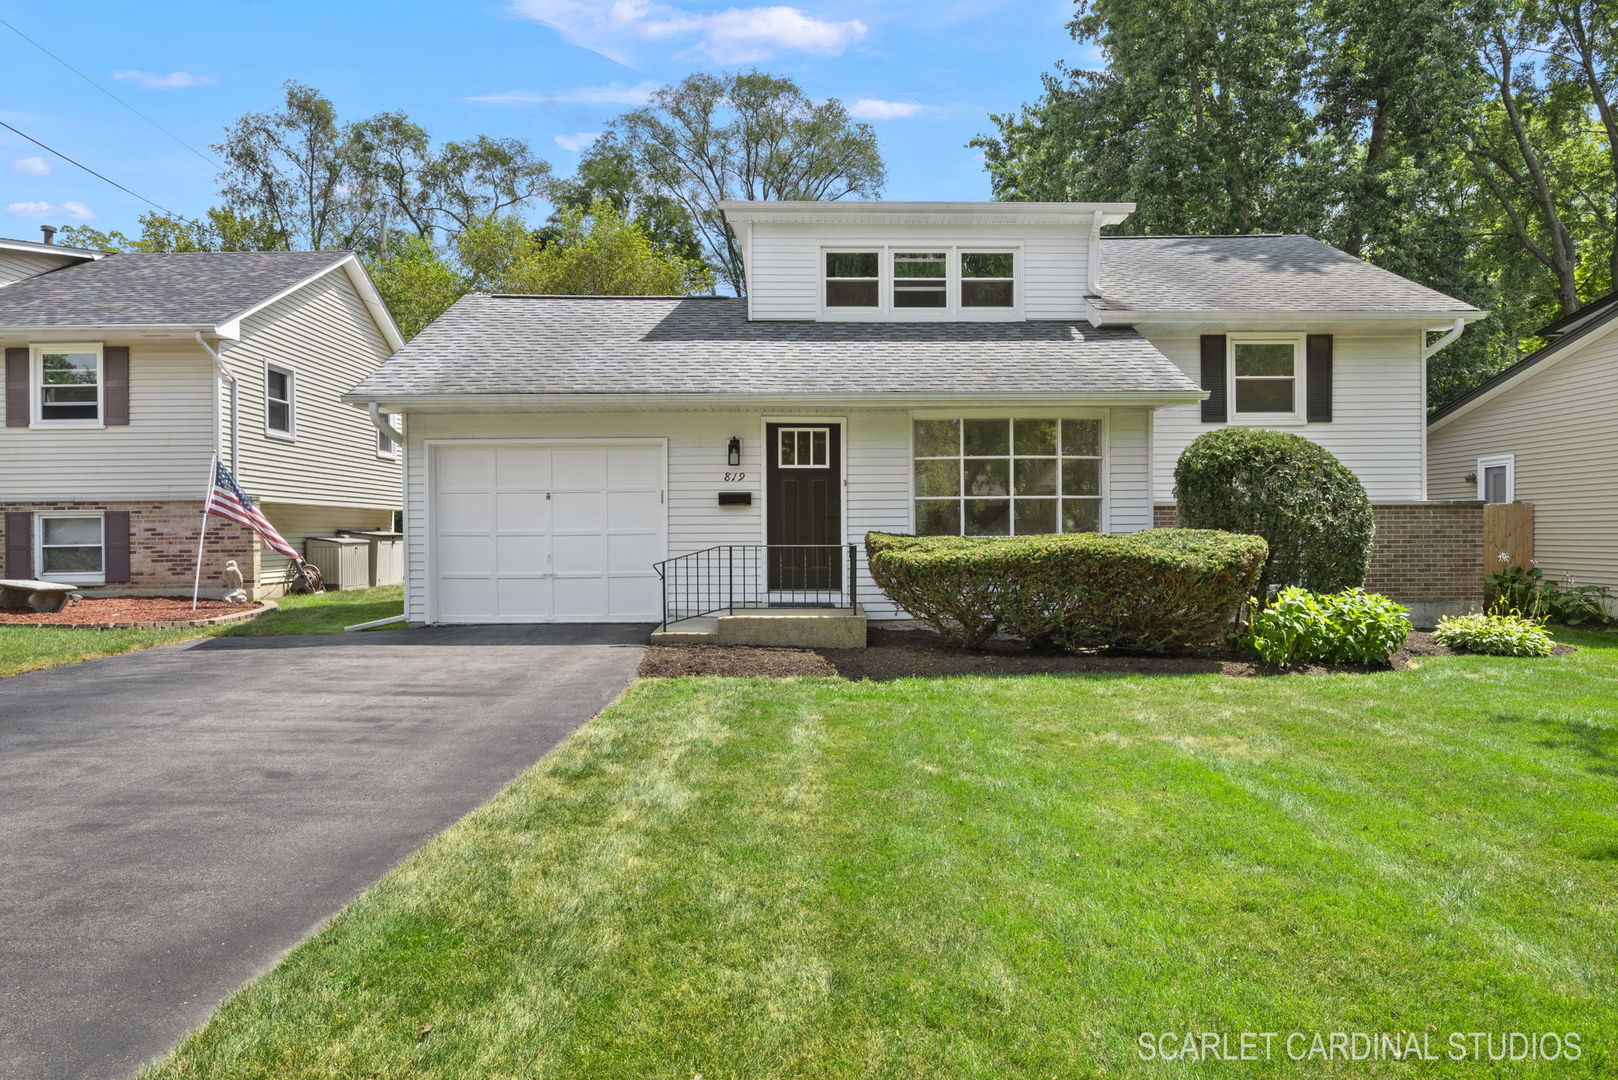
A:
719 201 1134 323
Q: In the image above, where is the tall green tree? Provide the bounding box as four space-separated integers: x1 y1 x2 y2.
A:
607 71 885 293
548 138 705 263
58 207 287 253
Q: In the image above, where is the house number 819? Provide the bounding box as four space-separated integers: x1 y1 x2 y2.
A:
724 471 747 482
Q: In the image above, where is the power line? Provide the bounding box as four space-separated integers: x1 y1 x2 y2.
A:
0 15 220 168
0 118 191 221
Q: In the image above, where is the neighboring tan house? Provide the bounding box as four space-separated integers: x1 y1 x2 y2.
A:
342 200 1485 629
0 235 403 598
1428 291 1618 603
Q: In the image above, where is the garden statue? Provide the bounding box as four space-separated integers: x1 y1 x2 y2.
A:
222 560 248 603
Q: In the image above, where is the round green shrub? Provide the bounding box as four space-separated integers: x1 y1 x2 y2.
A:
866 529 1268 653
1242 587 1410 667
1432 613 1555 656
1174 427 1374 597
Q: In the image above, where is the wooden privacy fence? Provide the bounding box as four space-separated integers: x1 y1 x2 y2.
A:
1483 502 1534 574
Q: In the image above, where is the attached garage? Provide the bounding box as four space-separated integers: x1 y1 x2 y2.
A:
429 440 665 623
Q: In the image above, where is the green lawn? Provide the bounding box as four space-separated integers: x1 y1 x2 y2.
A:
138 630 1618 1078
0 585 404 678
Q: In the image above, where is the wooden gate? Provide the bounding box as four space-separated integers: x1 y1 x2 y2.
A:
1483 502 1534 573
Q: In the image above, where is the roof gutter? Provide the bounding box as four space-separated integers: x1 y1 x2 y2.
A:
194 331 239 477
344 389 1210 409
1422 318 1467 360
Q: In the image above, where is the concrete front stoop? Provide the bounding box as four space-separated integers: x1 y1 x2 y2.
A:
649 606 868 649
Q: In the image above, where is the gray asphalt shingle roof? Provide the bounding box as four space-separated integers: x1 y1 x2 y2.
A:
347 294 1202 399
1097 234 1481 313
0 249 351 327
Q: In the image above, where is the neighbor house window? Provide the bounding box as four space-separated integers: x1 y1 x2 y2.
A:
960 252 1015 308
825 251 879 308
913 417 1103 536
1478 454 1514 503
34 344 101 423
1231 336 1303 418
266 365 295 436
893 252 947 308
376 414 400 459
37 514 104 584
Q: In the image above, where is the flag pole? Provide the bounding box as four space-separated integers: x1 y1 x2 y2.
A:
191 453 216 611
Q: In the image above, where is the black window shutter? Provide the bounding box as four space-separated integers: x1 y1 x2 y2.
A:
1306 334 1333 422
5 347 27 428
1199 335 1228 422
104 511 132 583
5 511 32 578
103 346 130 426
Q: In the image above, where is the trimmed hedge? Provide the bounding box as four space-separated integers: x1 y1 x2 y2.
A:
1174 427 1374 597
865 529 1268 653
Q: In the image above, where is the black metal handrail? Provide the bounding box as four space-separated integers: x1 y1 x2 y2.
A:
653 543 860 629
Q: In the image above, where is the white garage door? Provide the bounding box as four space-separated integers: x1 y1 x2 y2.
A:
431 441 665 623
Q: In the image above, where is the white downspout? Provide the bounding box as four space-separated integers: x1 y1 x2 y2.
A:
1422 318 1466 359
195 332 238 476
366 401 399 444
1087 209 1106 297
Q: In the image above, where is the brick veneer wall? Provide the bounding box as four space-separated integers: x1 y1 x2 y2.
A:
0 501 262 599
1152 501 1485 607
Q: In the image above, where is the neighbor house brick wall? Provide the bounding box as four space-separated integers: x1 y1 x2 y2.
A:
1152 501 1484 606
0 501 261 599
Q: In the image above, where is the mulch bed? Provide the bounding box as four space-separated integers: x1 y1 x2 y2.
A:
638 627 1565 681
0 596 264 628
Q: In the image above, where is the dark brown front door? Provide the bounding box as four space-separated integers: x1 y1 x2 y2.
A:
766 422 841 592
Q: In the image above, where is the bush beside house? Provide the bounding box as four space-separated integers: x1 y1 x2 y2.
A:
866 529 1267 653
1174 428 1374 598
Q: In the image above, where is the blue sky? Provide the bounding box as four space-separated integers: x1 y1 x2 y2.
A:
0 0 1099 242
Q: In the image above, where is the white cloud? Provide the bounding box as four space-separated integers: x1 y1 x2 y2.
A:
554 132 603 152
8 200 95 221
465 81 662 107
506 1 865 64
9 156 50 176
112 69 217 90
848 98 924 120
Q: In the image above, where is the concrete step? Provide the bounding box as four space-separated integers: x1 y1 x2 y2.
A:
649 607 867 648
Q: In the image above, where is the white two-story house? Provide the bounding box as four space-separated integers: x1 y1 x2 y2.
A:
0 234 403 598
343 201 1484 628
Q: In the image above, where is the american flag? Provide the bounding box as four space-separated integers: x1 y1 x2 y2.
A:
207 460 299 559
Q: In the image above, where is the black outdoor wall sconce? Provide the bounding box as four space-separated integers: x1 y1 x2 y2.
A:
727 436 742 466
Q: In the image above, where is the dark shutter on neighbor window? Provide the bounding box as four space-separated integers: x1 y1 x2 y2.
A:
1305 334 1333 422
5 511 32 578
5 347 27 428
104 511 131 583
1199 334 1227 422
103 346 130 426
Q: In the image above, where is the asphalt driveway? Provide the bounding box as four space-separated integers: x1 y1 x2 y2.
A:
0 624 647 1080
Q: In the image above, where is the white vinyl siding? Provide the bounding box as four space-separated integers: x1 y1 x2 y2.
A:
1145 329 1427 501
401 405 1157 624
0 342 215 499
748 222 1087 321
223 269 399 510
1429 319 1618 599
0 249 80 287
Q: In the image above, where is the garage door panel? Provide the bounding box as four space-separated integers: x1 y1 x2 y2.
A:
496 535 549 574
496 447 550 489
552 576 606 618
608 491 661 530
437 491 493 528
552 491 605 531
435 448 494 489
438 535 493 575
497 578 551 620
552 534 604 575
608 576 661 619
437 577 495 620
608 448 661 487
495 492 549 533
607 532 662 567
551 450 607 489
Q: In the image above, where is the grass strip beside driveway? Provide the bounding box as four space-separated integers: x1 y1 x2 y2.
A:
0 586 405 678
139 630 1618 1078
